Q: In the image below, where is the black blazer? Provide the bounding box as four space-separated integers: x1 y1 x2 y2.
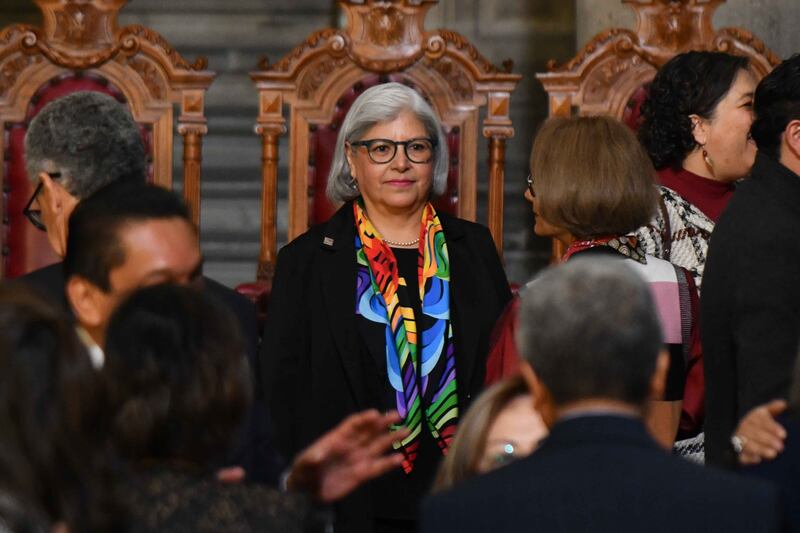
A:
260 202 511 530
702 153 800 468
422 415 781 533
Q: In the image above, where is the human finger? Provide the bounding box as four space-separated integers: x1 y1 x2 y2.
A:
365 426 410 458
765 399 789 418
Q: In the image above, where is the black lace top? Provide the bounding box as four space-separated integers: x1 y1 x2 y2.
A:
118 467 311 533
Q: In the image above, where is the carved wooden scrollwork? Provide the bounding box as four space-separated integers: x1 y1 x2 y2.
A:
120 26 208 71
0 55 39 94
297 56 348 100
270 29 343 73
422 56 472 100
52 2 110 47
365 5 406 46
433 30 503 75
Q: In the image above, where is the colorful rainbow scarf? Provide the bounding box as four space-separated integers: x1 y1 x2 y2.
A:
353 200 459 474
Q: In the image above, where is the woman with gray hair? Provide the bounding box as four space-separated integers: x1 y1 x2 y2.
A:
261 82 511 533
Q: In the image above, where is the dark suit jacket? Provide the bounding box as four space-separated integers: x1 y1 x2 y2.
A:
422 415 781 533
16 262 259 358
702 153 800 468
744 412 800 532
15 262 283 484
260 202 512 532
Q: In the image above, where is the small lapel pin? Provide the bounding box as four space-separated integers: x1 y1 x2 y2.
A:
323 236 334 247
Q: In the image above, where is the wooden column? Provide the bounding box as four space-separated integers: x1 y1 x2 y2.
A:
487 135 506 255
179 90 209 234
256 126 281 281
179 124 206 231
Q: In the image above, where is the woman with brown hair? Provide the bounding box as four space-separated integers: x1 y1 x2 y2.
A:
524 115 699 450
486 116 698 450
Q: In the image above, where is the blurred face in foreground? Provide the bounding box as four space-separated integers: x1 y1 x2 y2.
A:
478 394 547 473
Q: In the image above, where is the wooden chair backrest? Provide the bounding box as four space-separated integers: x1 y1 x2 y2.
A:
249 0 521 281
0 0 214 277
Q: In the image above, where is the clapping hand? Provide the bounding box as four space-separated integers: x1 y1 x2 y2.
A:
735 399 788 465
286 409 409 502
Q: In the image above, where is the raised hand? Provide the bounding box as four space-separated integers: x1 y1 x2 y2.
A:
287 409 409 502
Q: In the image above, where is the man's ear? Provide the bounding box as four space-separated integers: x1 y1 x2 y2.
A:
66 276 108 332
39 172 62 214
520 361 556 428
649 350 670 401
783 119 800 161
688 114 709 147
39 173 77 257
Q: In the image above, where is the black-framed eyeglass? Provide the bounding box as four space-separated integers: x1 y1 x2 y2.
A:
23 172 61 232
349 137 436 164
526 173 535 196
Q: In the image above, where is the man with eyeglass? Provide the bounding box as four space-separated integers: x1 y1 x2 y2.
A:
13 90 280 483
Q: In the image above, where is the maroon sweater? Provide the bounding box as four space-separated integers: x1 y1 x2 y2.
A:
658 167 735 223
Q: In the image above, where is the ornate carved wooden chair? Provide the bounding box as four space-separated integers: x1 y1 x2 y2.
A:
536 0 779 260
0 0 213 278
237 0 521 314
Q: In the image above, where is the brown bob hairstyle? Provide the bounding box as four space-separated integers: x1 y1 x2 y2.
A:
530 116 658 239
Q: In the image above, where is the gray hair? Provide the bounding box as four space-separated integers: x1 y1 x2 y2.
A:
516 257 663 407
24 91 146 199
326 82 449 203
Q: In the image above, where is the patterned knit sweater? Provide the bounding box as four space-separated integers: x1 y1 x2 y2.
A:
635 185 715 292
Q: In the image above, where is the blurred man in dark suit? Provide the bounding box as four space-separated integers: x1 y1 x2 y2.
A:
422 258 780 533
703 54 800 469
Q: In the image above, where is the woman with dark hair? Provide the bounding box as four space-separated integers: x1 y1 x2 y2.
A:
0 284 121 532
634 51 757 461
103 283 307 532
636 51 755 289
103 283 405 532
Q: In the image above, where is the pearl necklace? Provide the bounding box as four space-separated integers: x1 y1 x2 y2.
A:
383 237 419 247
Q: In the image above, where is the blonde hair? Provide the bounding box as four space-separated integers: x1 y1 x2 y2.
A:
432 376 529 492
530 116 658 239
